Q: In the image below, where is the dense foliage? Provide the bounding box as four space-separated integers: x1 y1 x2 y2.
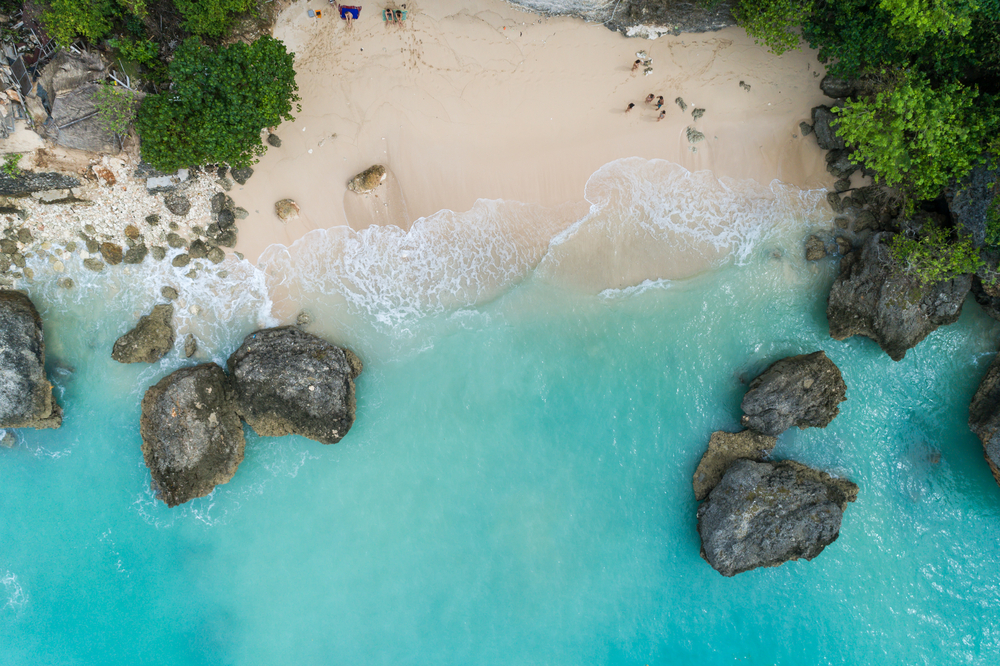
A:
41 0 120 45
93 83 140 140
174 0 256 38
734 0 999 284
890 221 982 285
134 36 299 171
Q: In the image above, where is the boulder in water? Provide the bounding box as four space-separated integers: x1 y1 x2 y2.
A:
112 304 175 363
227 326 363 444
347 165 386 193
0 290 63 429
827 232 971 361
139 363 245 507
692 429 776 501
740 351 847 436
697 459 858 576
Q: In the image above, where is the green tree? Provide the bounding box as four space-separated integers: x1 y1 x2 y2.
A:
889 220 982 284
833 72 990 201
41 0 118 44
135 36 300 171
173 0 255 38
735 0 814 54
93 83 140 143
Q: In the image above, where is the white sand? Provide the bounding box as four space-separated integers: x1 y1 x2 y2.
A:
232 0 833 263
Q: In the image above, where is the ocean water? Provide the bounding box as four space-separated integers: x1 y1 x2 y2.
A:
3 159 1000 665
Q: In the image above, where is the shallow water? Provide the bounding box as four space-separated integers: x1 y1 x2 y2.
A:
3 161 1000 665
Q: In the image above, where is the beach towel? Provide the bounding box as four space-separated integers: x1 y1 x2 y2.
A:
340 5 361 19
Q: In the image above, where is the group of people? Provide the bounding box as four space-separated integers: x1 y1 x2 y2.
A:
625 94 667 121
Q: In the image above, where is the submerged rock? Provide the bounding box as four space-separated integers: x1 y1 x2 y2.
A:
0 291 63 429
347 165 386 193
805 235 827 261
139 363 245 507
227 326 363 444
827 232 971 361
969 352 1000 485
697 459 858 577
100 242 123 266
692 429 776 501
740 351 847 436
184 334 197 359
112 304 175 363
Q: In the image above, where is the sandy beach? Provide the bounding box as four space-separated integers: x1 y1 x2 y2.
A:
232 0 834 263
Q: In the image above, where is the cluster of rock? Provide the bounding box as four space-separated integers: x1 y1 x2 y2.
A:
0 290 62 430
598 0 737 37
139 326 362 507
692 351 857 576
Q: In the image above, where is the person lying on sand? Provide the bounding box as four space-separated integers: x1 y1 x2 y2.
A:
631 60 641 74
626 103 635 113
645 94 655 104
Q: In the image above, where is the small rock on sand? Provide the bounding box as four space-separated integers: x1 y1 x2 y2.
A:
275 199 300 222
347 165 387 193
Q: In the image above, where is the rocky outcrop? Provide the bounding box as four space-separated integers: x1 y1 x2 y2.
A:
227 326 362 444
0 172 81 197
112 304 175 363
348 165 386 193
0 291 63 429
969 352 1000 485
811 106 846 151
600 0 737 36
826 149 859 179
139 364 245 507
827 232 972 361
740 351 847 436
947 159 998 248
692 429 776 501
697 459 858 576
820 76 855 99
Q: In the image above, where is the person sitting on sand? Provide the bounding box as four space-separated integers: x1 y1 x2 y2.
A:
656 96 664 110
658 110 666 121
645 94 655 104
626 103 635 113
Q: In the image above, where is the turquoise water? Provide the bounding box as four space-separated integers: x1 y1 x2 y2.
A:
3 162 1000 665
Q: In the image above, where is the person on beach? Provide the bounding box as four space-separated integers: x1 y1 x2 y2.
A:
631 60 641 74
658 110 666 121
645 94 655 104
656 96 664 110
626 103 635 113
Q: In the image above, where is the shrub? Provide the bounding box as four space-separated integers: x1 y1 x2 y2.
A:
889 221 982 284
41 0 118 44
135 36 300 171
735 0 814 55
93 84 140 140
109 36 159 64
2 154 22 178
173 0 255 38
833 72 989 202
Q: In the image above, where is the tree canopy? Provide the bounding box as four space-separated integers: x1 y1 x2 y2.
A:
134 35 300 172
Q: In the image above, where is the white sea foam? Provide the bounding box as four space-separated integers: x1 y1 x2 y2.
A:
2 571 27 611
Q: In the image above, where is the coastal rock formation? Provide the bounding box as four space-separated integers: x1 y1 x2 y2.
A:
811 106 846 151
0 291 63 429
692 429 777 501
139 363 245 507
0 172 81 197
946 160 998 248
347 165 387 193
805 235 827 261
275 198 300 222
826 149 859 179
827 232 972 361
231 167 254 185
601 0 736 36
740 351 847 436
163 192 191 217
227 326 362 444
820 76 855 99
112 304 175 363
697 459 858 577
968 352 1000 484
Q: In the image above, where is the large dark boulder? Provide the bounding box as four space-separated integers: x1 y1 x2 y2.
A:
112 304 175 363
811 106 846 151
820 76 855 99
227 326 363 444
602 0 736 35
697 459 858 576
827 232 972 361
969 352 1000 485
741 351 847 436
0 291 62 429
139 364 245 507
692 429 776 501
826 149 859 179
